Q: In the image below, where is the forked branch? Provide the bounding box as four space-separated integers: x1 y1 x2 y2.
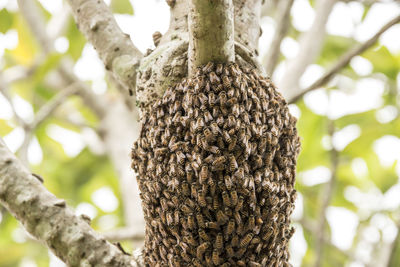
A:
188 0 235 75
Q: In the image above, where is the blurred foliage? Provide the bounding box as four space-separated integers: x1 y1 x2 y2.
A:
0 0 399 267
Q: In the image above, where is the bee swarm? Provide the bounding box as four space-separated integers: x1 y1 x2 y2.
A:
132 62 300 267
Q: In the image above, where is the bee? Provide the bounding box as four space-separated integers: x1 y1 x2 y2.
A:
199 229 211 241
224 175 233 191
219 91 227 106
199 165 208 185
212 249 220 265
216 63 223 74
228 137 237 151
196 117 205 132
209 71 220 84
226 96 237 107
188 214 196 230
213 195 219 210
215 84 224 92
215 233 224 250
196 213 206 228
198 190 207 207
166 212 174 226
180 204 193 215
204 154 214 164
231 235 239 247
204 110 213 123
246 215 255 231
232 103 240 117
207 92 217 107
249 261 262 267
176 151 186 164
261 226 274 241
181 251 191 263
217 136 225 148
222 191 231 207
222 130 232 144
233 210 242 225
230 190 238 206
226 219 235 236
212 156 226 168
210 121 222 135
203 62 214 73
222 75 231 89
196 242 210 259
192 258 203 267
181 181 190 196
206 221 220 230
200 136 209 150
216 210 229 225
228 155 238 172
204 128 215 143
236 260 246 267
205 254 213 266
234 167 244 180
208 146 221 155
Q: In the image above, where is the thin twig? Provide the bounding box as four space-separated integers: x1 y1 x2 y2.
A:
313 120 339 267
289 14 400 103
0 82 27 128
188 0 235 75
17 83 80 165
263 0 294 75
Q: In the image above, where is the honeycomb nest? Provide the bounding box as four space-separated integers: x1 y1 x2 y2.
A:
132 62 300 267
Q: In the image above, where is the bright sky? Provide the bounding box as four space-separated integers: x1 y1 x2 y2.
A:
0 1 399 267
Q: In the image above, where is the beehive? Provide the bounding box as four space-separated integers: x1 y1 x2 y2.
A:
132 62 300 266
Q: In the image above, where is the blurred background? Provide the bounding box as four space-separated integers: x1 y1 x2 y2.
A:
0 0 399 266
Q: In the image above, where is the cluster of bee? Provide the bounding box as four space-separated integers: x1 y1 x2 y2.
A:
132 62 300 267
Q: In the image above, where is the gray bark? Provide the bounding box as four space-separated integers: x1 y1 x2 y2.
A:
188 0 235 75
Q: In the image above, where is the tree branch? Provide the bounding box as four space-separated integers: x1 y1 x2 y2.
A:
279 0 337 99
65 0 143 94
233 0 263 56
263 0 294 75
289 14 400 103
188 0 235 75
313 120 338 267
0 138 141 266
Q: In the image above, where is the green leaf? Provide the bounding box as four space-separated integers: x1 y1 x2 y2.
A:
363 45 399 80
65 18 86 60
296 101 330 171
110 0 134 15
365 152 398 193
33 53 63 84
0 120 13 136
318 35 355 66
0 9 14 33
